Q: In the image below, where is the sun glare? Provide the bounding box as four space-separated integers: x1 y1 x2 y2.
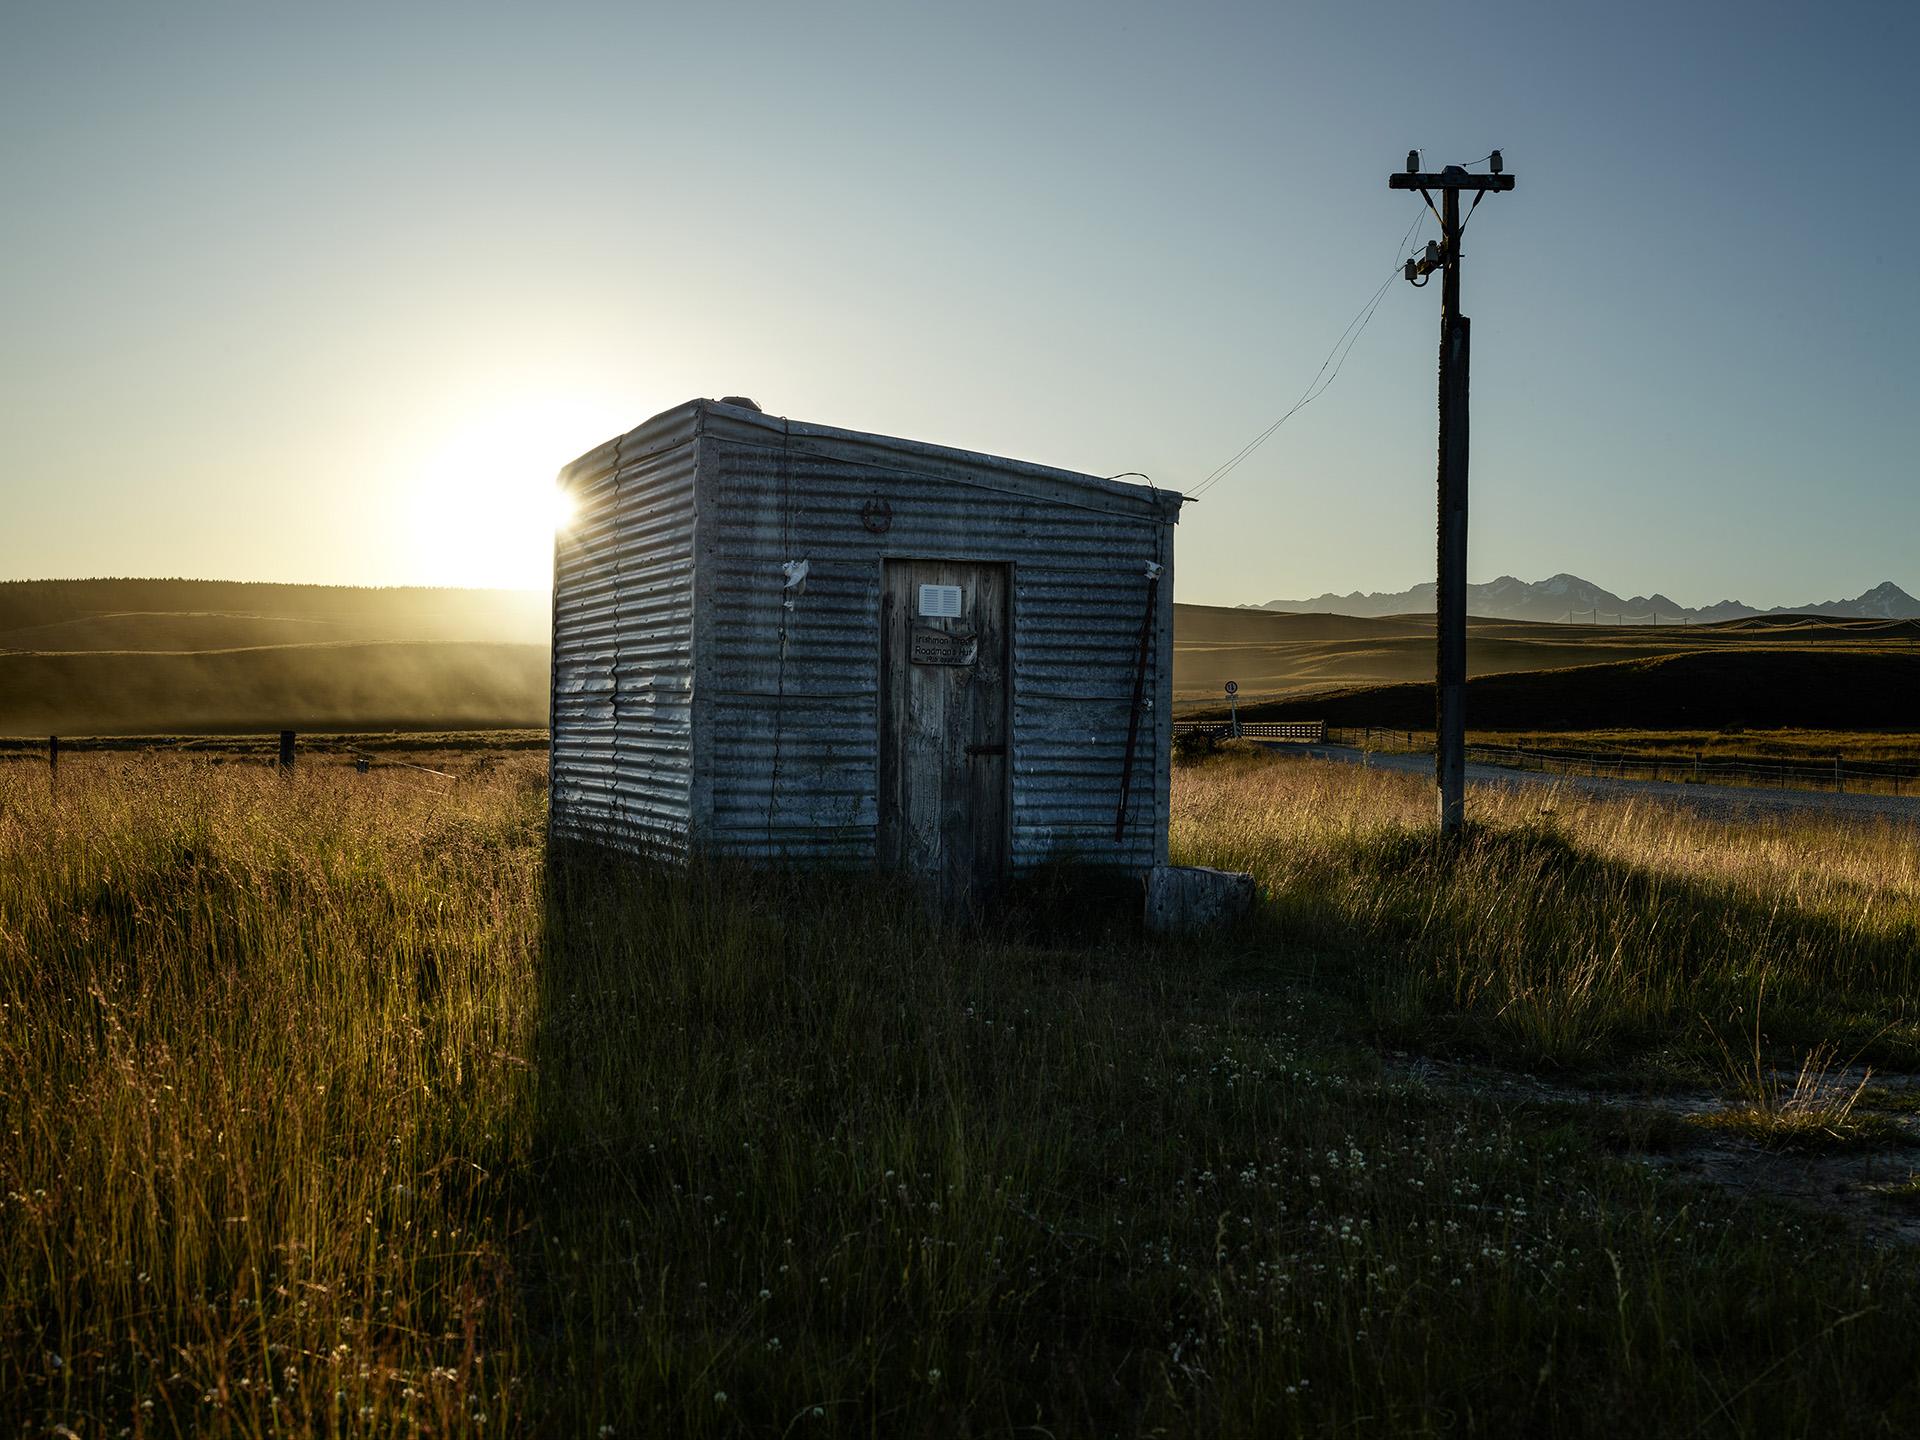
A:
406 395 616 589
548 483 579 535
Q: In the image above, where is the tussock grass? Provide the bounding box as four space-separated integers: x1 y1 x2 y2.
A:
1174 751 1920 1071
1695 1001 1884 1149
6 752 1920 1435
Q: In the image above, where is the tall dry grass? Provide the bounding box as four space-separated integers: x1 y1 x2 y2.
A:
1174 752 1920 1068
0 755 543 1434
5 750 1920 1436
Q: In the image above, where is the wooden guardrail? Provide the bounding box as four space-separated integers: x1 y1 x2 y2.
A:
1174 720 1326 743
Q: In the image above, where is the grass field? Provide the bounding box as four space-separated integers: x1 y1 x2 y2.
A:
6 751 1920 1435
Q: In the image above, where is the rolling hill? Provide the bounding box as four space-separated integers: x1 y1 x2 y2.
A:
1172 602 1920 707
1213 648 1920 733
8 579 1919 737
0 579 548 648
0 580 548 735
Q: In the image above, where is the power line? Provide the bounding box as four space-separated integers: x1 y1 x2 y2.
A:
1186 275 1392 497
1190 208 1424 496
1189 207 1427 499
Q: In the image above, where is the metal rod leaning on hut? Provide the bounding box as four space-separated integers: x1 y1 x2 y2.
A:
1114 562 1162 842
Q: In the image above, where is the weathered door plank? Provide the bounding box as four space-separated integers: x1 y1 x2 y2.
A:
878 559 1009 908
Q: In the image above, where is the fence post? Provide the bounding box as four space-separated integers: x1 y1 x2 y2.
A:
1833 755 1842 793
278 730 296 773
48 735 59 796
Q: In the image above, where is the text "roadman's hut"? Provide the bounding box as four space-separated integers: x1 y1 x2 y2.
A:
549 398 1184 906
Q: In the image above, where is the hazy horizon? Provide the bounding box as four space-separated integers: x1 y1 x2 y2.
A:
5 568 1915 617
5 1 1916 606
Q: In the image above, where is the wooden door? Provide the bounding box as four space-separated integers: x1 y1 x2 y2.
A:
879 560 1010 908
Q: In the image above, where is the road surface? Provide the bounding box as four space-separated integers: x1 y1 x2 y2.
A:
1277 743 1920 826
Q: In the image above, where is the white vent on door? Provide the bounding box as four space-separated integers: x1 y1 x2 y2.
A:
917 583 964 618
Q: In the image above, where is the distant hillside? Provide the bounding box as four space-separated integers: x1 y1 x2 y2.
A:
0 579 548 735
12 578 1917 737
1222 649 1920 733
1171 601 1920 705
0 642 547 735
1256 575 1920 625
0 579 548 649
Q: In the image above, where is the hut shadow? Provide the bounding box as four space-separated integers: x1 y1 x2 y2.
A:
509 837 1195 1422
502 820 1920 1418
512 842 965 1422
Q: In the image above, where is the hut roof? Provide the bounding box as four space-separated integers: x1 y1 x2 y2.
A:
562 398 1186 525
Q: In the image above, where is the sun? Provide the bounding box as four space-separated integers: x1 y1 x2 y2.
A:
407 395 613 589
548 483 579 534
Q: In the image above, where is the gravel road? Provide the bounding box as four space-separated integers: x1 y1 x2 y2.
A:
1281 743 1920 826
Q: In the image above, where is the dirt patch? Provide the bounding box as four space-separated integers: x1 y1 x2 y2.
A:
1394 1057 1920 1247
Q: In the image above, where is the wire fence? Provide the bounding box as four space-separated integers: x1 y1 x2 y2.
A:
1 731 474 781
1326 727 1920 798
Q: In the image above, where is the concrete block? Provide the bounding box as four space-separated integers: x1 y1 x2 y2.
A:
1144 864 1256 935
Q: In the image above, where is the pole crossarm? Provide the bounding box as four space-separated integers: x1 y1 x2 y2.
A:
1389 172 1515 192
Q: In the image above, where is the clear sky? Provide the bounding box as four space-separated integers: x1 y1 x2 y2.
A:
3 0 1914 605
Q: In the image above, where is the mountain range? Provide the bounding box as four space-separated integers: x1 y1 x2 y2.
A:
1256 575 1920 625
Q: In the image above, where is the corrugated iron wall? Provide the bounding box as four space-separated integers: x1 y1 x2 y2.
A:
695 411 1177 871
550 406 700 851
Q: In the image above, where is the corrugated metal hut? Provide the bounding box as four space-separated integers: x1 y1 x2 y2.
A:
548 397 1184 905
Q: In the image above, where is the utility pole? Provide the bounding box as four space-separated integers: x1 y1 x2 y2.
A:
1392 152 1515 838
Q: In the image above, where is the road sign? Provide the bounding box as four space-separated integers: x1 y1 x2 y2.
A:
1224 680 1238 696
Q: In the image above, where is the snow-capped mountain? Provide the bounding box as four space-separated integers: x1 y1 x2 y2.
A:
1790 580 1920 620
1255 576 1920 624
